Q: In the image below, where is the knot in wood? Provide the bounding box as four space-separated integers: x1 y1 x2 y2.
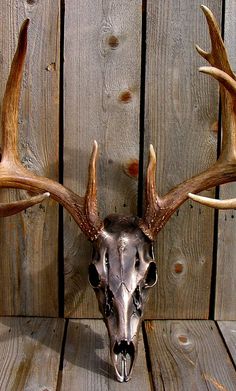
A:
108 35 119 49
119 90 132 103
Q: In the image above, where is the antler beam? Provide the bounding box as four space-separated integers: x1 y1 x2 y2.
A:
0 20 102 240
139 5 236 240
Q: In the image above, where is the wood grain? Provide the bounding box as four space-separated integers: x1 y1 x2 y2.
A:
64 0 142 317
0 317 64 391
218 321 236 364
145 320 236 391
0 1 60 315
60 319 151 390
215 0 236 320
144 0 221 319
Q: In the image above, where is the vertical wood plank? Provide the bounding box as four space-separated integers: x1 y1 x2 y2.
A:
0 317 64 390
215 1 236 320
61 319 151 390
64 1 142 317
144 1 221 318
0 1 60 315
145 320 236 391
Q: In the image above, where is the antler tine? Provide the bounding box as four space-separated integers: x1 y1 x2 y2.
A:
199 66 236 160
0 19 50 212
84 140 100 228
1 19 29 163
146 145 158 206
139 5 236 240
188 193 236 209
196 6 236 164
196 5 235 78
0 192 50 217
0 20 103 241
139 145 162 239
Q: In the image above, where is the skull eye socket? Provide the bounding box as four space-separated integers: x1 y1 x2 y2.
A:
88 263 101 288
135 251 140 269
105 286 114 317
144 262 157 288
133 286 142 317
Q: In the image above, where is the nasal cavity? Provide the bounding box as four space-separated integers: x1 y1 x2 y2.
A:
113 340 135 356
88 263 101 288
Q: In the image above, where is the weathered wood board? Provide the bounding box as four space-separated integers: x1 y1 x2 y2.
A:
145 320 236 391
144 0 221 319
0 317 64 391
0 318 235 389
64 0 142 317
218 321 236 364
215 0 236 320
60 319 151 390
0 1 60 315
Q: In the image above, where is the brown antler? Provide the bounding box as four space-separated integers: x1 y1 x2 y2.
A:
0 20 102 241
139 5 236 240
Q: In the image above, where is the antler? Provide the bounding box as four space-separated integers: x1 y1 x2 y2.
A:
0 20 102 241
139 5 236 240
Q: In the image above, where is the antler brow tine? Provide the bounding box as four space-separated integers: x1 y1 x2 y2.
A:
0 192 50 217
84 140 100 227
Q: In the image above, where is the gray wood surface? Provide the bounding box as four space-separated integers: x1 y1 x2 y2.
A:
64 0 142 317
0 1 60 315
145 320 236 391
0 317 64 391
60 319 151 390
218 321 236 364
215 0 236 320
144 0 221 319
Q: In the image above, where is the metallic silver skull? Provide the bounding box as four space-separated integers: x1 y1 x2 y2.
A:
88 214 157 382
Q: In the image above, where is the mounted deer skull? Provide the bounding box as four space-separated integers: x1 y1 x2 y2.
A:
0 5 236 383
88 214 157 381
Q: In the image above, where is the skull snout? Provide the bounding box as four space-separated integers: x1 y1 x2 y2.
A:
107 289 140 382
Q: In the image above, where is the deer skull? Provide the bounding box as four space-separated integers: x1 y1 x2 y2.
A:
88 214 157 382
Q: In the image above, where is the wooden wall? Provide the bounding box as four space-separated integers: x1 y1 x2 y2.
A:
0 0 235 321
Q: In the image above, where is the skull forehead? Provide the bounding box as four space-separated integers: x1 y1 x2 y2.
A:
98 215 148 259
93 215 152 292
102 214 146 243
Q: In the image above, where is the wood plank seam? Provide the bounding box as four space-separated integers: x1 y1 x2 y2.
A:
216 321 236 371
137 0 148 218
215 0 236 320
141 322 156 391
58 0 66 319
